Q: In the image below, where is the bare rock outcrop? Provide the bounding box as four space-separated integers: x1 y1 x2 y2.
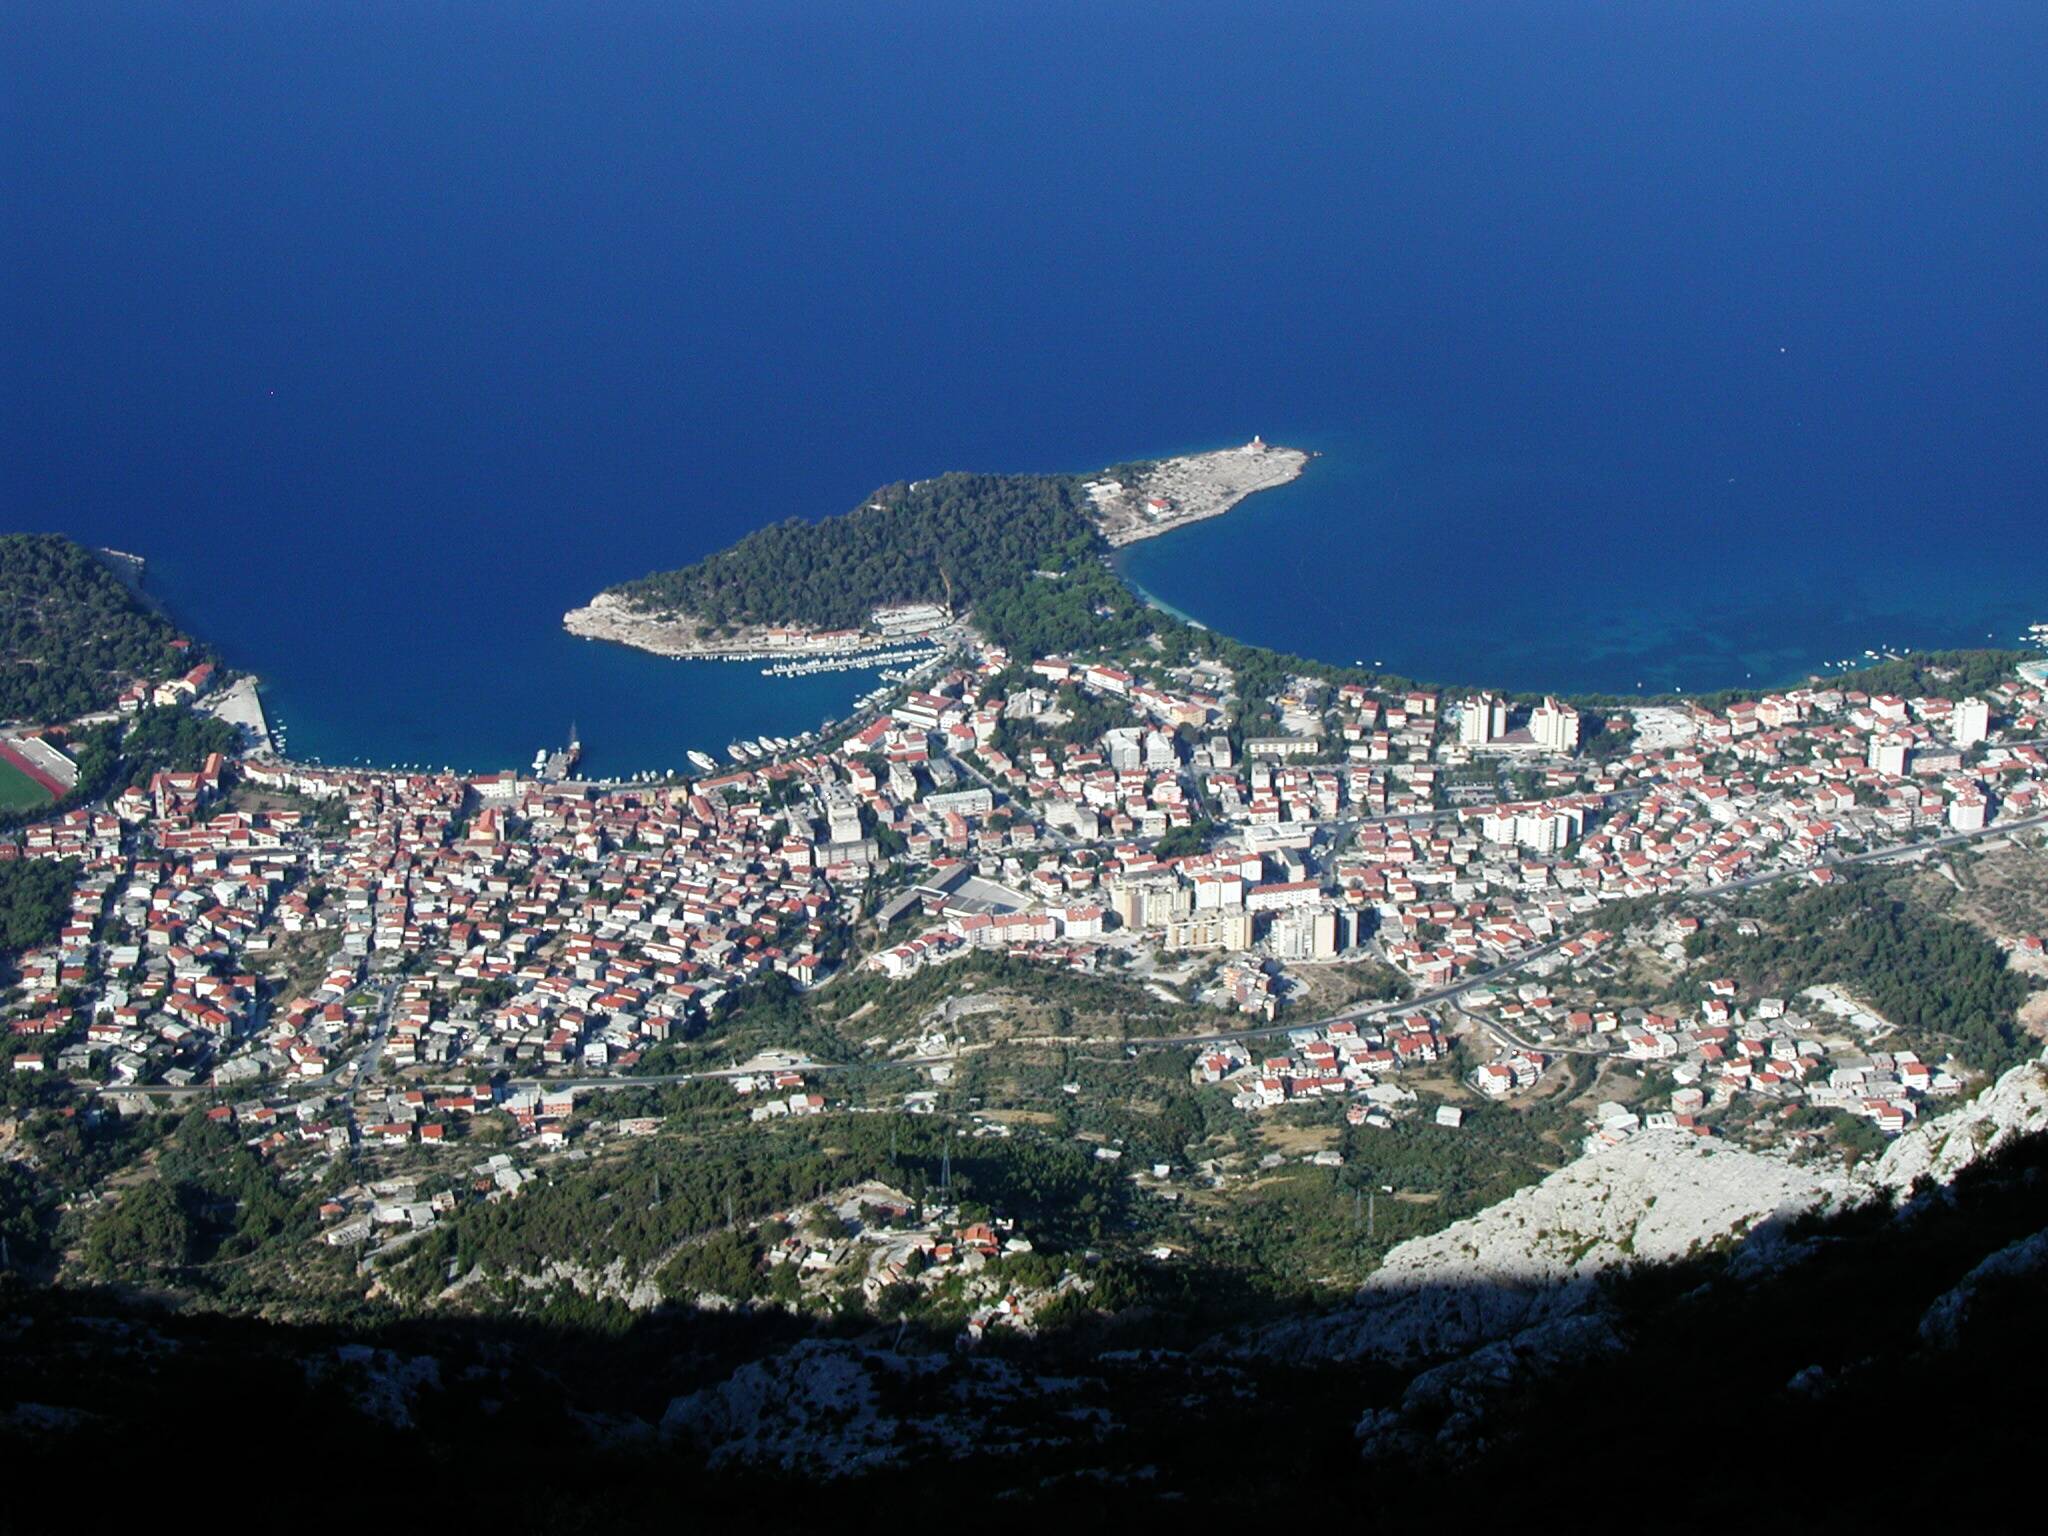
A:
1258 1129 1858 1368
661 1340 1104 1476
1917 1224 2048 1348
1874 1057 2048 1194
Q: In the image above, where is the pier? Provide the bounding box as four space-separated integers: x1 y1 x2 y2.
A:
202 676 275 755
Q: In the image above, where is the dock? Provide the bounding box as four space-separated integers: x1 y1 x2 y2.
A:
202 676 275 755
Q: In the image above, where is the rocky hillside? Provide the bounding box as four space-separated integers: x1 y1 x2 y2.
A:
1874 1058 2048 1190
1258 1129 1861 1367
1253 1051 2048 1461
7 1056 2047 1518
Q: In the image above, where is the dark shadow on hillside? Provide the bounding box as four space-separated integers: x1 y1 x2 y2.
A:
7 1131 2048 1529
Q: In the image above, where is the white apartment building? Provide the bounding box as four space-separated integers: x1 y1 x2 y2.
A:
1955 697 1990 748
1459 693 1508 748
1531 696 1581 753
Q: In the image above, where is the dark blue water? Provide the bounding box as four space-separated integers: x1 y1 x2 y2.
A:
6 3 2044 769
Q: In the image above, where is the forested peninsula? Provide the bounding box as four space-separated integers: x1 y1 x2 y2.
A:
566 449 2039 715
564 443 1307 665
615 473 1095 633
0 534 206 724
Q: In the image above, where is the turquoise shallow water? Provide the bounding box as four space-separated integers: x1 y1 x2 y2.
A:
1117 425 2048 697
6 2 2044 767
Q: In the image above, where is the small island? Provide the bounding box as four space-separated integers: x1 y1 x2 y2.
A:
564 440 1307 662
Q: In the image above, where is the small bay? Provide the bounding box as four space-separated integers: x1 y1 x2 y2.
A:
7 2 2042 768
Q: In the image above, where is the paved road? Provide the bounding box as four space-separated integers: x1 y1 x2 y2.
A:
101 974 399 1104
975 806 2048 1056
1452 994 1608 1058
340 978 402 1138
82 808 2048 1105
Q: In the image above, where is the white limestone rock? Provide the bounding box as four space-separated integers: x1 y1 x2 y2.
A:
1355 1313 1624 1460
1874 1058 2048 1194
665 1341 927 1475
1918 1224 2048 1348
1260 1129 1858 1366
661 1340 1103 1477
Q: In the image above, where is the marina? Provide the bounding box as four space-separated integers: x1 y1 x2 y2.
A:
31 1 2046 775
760 645 943 678
532 726 582 781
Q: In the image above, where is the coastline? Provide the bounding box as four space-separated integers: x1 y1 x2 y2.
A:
1116 569 1208 630
1093 441 1311 547
566 441 1312 663
563 439 2042 709
563 591 929 665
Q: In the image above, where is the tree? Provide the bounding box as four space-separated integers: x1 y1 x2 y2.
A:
117 705 239 787
613 473 1102 634
85 1179 196 1277
658 1228 762 1300
0 534 210 722
0 1163 53 1270
1153 819 1214 859
1684 873 2030 1076
0 857 78 963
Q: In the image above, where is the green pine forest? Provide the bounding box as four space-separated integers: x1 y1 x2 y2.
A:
613 473 1103 637
606 470 2042 711
0 534 205 723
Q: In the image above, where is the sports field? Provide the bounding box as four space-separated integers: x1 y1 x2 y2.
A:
0 753 57 811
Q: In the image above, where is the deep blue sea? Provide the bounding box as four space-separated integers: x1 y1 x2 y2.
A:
6 2 2044 772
